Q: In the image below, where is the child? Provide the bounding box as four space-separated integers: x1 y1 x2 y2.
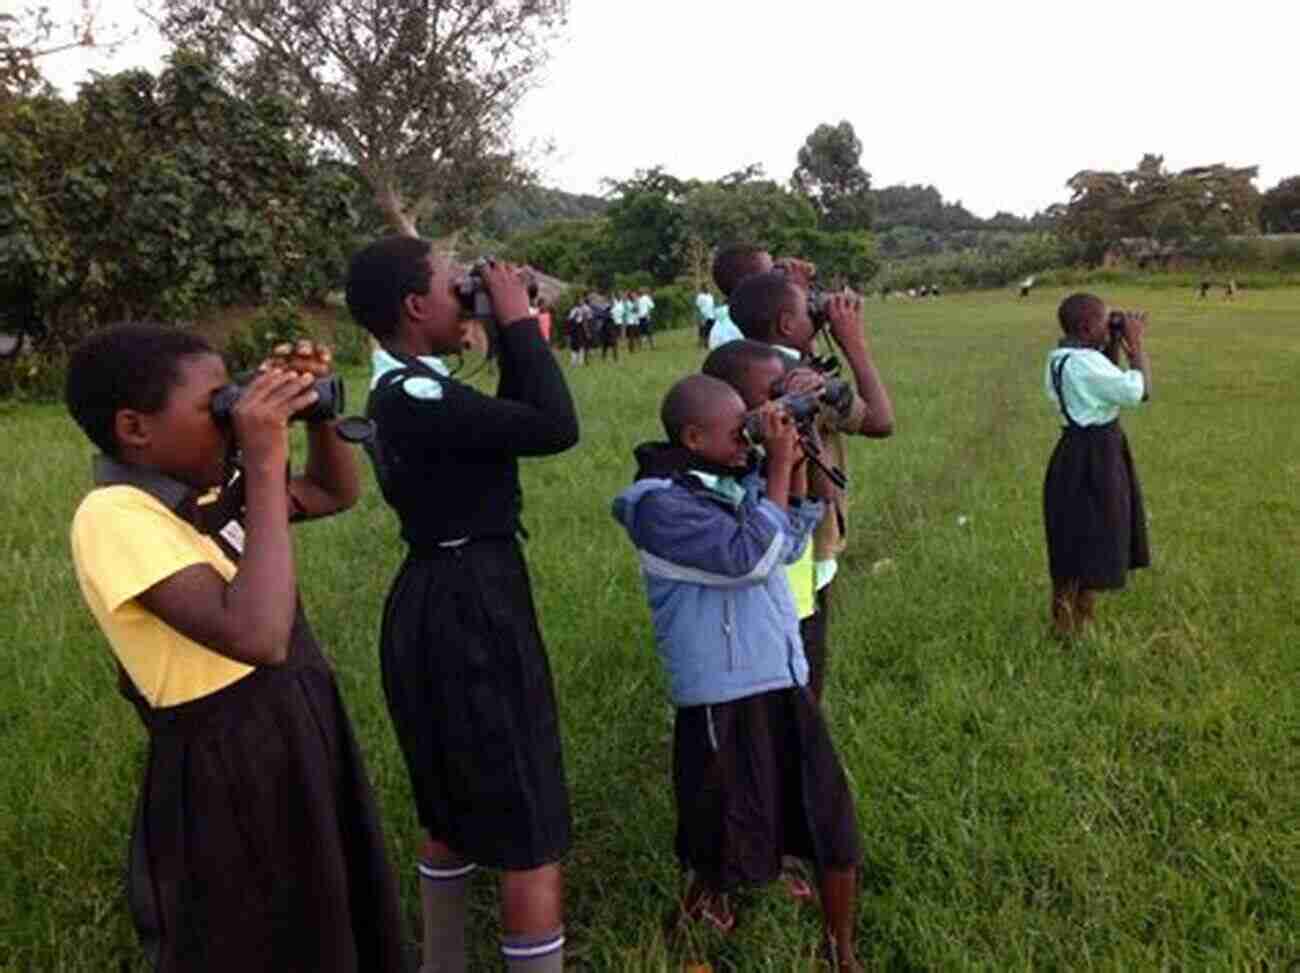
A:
566 299 590 366
1044 294 1152 636
637 288 656 349
695 288 716 347
65 325 403 972
612 374 863 971
346 237 579 973
597 298 619 362
706 244 772 350
730 270 895 703
702 340 821 697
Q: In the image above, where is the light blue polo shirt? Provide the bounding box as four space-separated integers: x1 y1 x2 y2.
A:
695 292 715 321
707 304 743 349
1045 347 1145 426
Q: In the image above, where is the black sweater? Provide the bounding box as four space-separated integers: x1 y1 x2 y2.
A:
366 318 579 548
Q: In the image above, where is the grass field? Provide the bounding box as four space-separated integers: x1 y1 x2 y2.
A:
1 287 1297 970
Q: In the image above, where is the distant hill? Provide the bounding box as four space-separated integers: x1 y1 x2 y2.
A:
479 185 608 239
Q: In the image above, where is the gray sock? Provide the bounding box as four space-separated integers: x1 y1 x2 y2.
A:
417 858 476 973
501 927 564 972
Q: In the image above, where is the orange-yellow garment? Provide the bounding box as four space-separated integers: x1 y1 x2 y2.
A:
70 485 253 707
785 543 817 620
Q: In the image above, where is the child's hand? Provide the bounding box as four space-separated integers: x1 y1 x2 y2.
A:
479 260 532 326
826 292 868 349
259 339 334 378
230 368 319 470
759 401 801 469
781 367 826 398
1121 311 1148 354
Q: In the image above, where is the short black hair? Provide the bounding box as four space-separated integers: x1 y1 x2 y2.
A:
701 339 786 389
65 323 215 456
730 272 799 343
660 374 737 446
712 243 770 298
345 235 434 340
1058 292 1106 335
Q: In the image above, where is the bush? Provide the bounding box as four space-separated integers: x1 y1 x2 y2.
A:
0 54 361 385
647 283 695 331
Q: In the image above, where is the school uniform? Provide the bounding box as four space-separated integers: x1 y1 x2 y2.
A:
612 445 860 892
364 325 578 871
636 294 655 336
706 304 743 350
70 459 403 973
1043 346 1151 588
695 292 716 342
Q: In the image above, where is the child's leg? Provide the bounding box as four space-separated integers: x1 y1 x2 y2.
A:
680 874 734 932
818 867 861 972
499 864 565 972
418 833 475 973
1074 587 1097 626
1051 580 1096 637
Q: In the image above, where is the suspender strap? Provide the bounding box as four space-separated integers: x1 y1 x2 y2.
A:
1050 354 1082 428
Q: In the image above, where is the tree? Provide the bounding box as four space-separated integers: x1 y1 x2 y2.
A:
1058 155 1260 258
791 121 876 231
2 2 135 95
0 55 359 352
1260 176 1300 233
159 0 568 237
681 178 817 250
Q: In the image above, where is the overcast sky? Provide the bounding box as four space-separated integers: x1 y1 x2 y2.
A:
35 0 1296 218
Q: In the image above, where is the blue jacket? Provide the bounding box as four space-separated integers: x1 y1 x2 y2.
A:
612 457 824 707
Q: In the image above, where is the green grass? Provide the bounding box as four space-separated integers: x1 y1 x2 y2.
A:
2 287 1298 970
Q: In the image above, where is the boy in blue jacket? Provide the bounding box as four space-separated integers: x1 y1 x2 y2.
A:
611 374 862 971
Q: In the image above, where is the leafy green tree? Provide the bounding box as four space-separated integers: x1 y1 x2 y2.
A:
0 54 359 356
1059 155 1260 258
791 121 876 231
1259 176 1300 233
159 0 568 237
770 227 879 289
681 178 817 249
501 217 608 284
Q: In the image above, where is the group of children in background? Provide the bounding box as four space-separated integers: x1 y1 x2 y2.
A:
63 226 1152 971
563 289 655 364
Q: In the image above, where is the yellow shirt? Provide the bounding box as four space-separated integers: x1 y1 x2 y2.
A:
785 544 817 620
70 485 254 707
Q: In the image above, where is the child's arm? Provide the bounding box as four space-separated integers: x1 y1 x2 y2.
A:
392 261 579 457
1121 312 1152 401
267 341 361 519
137 368 319 666
826 293 895 438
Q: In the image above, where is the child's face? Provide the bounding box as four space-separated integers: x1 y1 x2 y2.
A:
778 284 816 351
732 357 786 410
683 390 750 470
1075 305 1110 347
410 254 473 354
130 352 234 489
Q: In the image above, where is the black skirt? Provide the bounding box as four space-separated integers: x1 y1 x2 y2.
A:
379 536 571 870
1043 420 1150 589
126 612 404 973
673 688 861 892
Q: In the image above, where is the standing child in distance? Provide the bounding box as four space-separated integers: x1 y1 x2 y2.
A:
347 238 579 973
1044 293 1152 636
566 299 591 366
612 375 863 971
66 325 403 973
637 288 656 349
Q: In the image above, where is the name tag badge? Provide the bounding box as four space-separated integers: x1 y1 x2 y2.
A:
219 520 246 554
